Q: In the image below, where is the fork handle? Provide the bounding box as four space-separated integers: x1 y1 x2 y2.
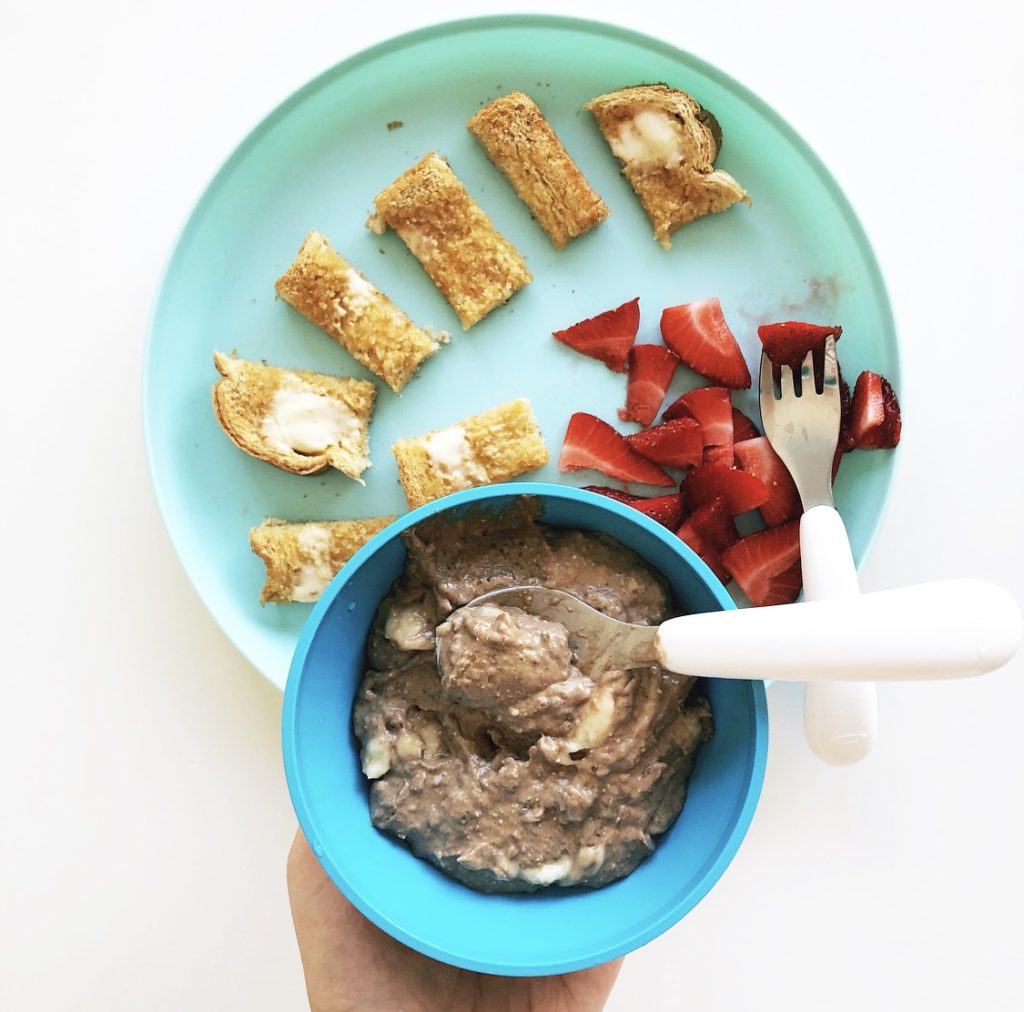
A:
800 505 878 766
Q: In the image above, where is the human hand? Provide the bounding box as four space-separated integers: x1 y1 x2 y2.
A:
287 830 623 1012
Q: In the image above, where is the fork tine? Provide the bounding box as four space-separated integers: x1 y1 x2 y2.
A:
800 349 815 394
822 335 839 389
779 363 796 401
759 351 776 416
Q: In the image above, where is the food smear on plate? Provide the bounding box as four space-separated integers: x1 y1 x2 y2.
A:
367 152 531 328
586 84 750 249
468 91 610 248
275 230 447 394
211 352 376 481
392 399 549 509
352 497 713 893
250 516 396 604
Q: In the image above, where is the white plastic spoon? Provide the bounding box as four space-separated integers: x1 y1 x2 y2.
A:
469 579 1022 682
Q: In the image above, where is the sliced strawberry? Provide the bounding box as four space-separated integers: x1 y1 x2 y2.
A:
721 522 803 607
558 413 674 486
681 463 770 515
680 496 738 552
625 418 703 469
662 386 733 443
661 298 751 388
553 298 640 372
581 485 642 505
703 443 734 466
632 492 687 530
757 321 843 370
675 524 730 584
849 370 902 449
618 345 679 425
733 436 801 528
731 407 760 442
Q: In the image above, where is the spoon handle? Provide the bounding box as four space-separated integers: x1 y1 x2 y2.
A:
655 579 1022 682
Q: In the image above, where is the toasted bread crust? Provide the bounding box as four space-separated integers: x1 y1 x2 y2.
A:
275 231 445 393
467 92 609 249
250 516 396 603
392 398 549 509
586 84 749 249
212 352 375 480
367 153 531 328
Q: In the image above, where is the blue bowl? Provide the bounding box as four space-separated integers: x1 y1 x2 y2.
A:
282 482 768 976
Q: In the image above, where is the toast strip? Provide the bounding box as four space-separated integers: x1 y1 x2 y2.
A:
467 92 609 249
367 153 531 329
250 517 396 603
586 84 749 249
392 398 549 508
212 352 375 481
275 231 446 393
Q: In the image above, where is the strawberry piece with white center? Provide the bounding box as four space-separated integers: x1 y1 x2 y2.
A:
552 298 640 372
721 521 803 607
675 524 730 584
681 462 770 515
733 436 801 528
618 344 679 425
625 417 703 469
662 386 734 464
558 413 674 487
660 297 752 389
757 321 843 371
849 370 902 449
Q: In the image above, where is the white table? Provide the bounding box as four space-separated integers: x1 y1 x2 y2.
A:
4 1 1022 1008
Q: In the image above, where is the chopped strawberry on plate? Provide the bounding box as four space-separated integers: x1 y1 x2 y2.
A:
757 321 843 370
681 462 770 515
733 436 801 527
553 298 640 372
618 345 679 425
662 386 734 463
633 492 687 530
731 407 760 442
581 486 686 530
625 417 703 469
849 370 902 449
676 496 740 584
675 524 730 584
581 485 642 505
558 413 674 486
661 298 751 388
721 521 803 606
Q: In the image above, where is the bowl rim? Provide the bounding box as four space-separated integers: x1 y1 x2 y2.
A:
282 481 769 975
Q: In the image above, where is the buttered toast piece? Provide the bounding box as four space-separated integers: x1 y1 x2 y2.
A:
467 92 609 249
586 84 749 249
212 352 375 481
250 516 396 604
392 399 549 509
275 231 447 393
366 152 531 329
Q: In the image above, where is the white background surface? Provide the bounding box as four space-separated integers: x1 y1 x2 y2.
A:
3 1 1023 1009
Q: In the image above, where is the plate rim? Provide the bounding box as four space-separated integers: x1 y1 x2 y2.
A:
142 12 902 689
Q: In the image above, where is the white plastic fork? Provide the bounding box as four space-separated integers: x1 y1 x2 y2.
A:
759 337 877 765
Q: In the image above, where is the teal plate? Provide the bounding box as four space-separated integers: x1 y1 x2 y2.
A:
144 15 900 691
